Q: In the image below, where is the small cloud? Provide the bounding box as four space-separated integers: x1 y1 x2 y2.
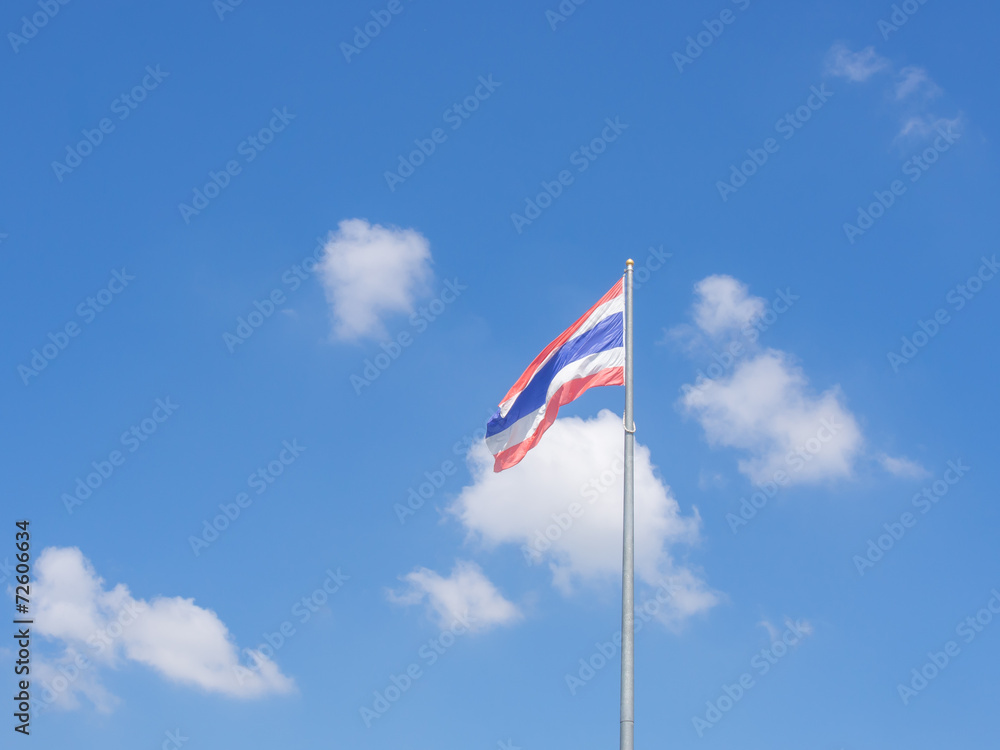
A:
897 114 963 142
822 45 962 145
680 349 864 486
895 66 940 100
691 275 766 338
318 218 433 341
898 116 932 139
34 650 119 713
31 547 294 712
826 43 889 82
758 617 813 644
663 275 768 354
878 453 931 479
388 560 521 632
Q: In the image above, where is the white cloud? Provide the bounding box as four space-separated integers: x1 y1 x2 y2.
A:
826 43 889 82
681 350 863 486
676 275 937 490
677 275 863 486
31 547 294 711
898 116 932 139
895 66 939 100
652 568 722 626
663 274 775 353
758 617 813 644
450 410 717 626
823 45 960 143
897 114 963 141
34 650 119 713
318 218 433 341
388 560 521 632
878 453 930 479
691 275 766 338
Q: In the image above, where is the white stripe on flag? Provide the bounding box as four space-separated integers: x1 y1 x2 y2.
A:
487 347 624 455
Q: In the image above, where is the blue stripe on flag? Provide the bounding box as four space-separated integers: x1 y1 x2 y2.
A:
486 312 623 438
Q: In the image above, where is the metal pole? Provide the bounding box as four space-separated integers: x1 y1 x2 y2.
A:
620 259 635 750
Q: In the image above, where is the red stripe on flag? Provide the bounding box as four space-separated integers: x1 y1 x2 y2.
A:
492 366 624 472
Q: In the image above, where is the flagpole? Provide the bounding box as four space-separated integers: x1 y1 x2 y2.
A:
621 259 635 750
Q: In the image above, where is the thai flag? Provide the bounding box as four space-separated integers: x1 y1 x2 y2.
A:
486 279 625 472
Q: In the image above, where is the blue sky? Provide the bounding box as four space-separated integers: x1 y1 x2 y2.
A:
3 0 999 747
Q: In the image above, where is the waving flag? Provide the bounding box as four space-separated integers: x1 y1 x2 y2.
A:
485 278 625 472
